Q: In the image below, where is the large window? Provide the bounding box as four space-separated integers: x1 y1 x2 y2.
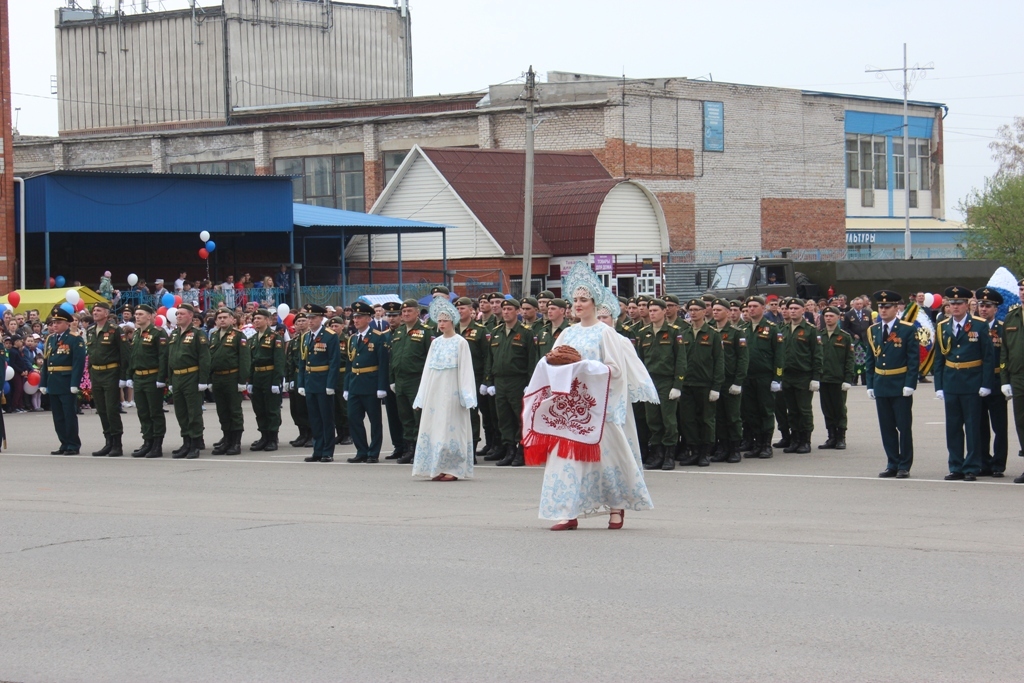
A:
893 138 930 208
274 154 365 211
170 160 255 175
637 270 657 296
845 135 886 208
383 151 408 186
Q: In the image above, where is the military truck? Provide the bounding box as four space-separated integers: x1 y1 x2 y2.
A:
697 254 1002 302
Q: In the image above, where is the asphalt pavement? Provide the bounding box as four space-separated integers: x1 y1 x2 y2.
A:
3 386 1024 682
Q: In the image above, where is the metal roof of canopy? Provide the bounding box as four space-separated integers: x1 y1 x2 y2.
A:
292 202 449 233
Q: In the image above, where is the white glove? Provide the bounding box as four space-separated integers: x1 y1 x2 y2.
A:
376 390 387 399
841 383 851 392
156 382 166 389
198 384 210 392
728 384 742 396
289 381 295 390
935 390 944 400
808 380 820 392
125 379 134 389
903 386 915 397
487 386 496 396
342 391 349 400
326 388 335 396
979 387 992 398
390 383 396 393
867 389 875 399
118 380 128 388
479 384 488 396
668 388 681 401
237 384 247 393
40 387 47 395
271 385 280 394
708 390 720 402
770 381 781 393
70 387 79 395
298 388 306 396
1002 384 1013 399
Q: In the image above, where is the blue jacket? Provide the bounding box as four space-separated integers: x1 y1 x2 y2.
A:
933 315 995 395
297 326 341 394
345 328 389 395
40 330 86 395
864 318 919 397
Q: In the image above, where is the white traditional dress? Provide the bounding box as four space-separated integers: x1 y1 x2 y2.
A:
411 333 478 479
536 321 658 520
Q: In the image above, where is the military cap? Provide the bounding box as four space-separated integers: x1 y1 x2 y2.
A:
400 298 420 310
685 298 704 309
352 301 374 316
382 301 402 313
787 298 805 308
746 295 766 306
489 292 505 301
976 287 1004 305
626 297 637 306
177 303 197 314
137 304 155 314
664 294 680 305
501 298 521 309
712 298 731 309
823 306 842 316
329 315 347 326
431 285 450 296
617 296 629 305
549 298 569 309
92 301 112 311
646 298 666 309
729 300 743 309
304 303 327 316
522 296 539 308
293 311 307 320
538 290 555 301
636 295 652 304
872 290 902 304
455 296 474 307
51 307 74 323
254 307 274 319
944 286 971 302
700 294 716 303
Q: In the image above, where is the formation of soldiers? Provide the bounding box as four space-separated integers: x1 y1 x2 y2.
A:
29 278 1024 484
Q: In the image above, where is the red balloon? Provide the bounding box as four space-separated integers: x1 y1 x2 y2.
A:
284 313 295 326
8 291 20 308
157 306 168 316
199 248 209 260
49 277 56 287
74 300 85 311
154 315 165 327
26 371 40 387
174 295 182 306
932 294 943 309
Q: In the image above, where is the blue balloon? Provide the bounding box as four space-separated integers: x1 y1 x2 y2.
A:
161 293 175 308
60 302 74 314
205 240 216 253
0 304 7 316
2 382 8 396
55 276 66 288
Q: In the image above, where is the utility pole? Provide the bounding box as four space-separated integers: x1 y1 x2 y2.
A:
867 44 932 260
521 66 537 299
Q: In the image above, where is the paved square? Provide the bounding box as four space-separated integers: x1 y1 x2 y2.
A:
3 387 1023 682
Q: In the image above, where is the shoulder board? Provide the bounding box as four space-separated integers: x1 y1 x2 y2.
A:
324 328 337 335
1010 303 1021 313
868 321 880 329
898 320 914 327
972 315 986 323
372 329 386 336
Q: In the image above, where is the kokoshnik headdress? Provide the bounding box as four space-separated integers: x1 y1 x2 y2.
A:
562 260 620 319
429 296 458 324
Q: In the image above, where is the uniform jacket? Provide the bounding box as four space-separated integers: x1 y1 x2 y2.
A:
933 315 995 395
744 318 783 378
297 325 341 394
86 320 128 381
985 318 1004 392
533 319 569 371
128 324 168 383
345 328 389 395
780 319 823 387
388 321 433 392
1000 305 1024 387
250 328 286 387
209 327 251 383
40 330 86 394
716 322 749 387
485 321 535 383
865 318 919 397
458 320 490 384
637 322 687 390
166 326 211 384
680 322 725 390
820 326 856 385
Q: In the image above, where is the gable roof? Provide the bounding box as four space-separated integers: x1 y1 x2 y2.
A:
534 179 623 255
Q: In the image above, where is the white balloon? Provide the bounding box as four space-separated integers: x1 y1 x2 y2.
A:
65 289 81 304
167 307 177 322
199 230 211 242
922 293 934 308
277 303 290 319
4 366 13 381
23 382 38 395
127 273 139 286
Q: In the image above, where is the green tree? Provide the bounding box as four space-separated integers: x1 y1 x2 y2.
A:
961 174 1024 274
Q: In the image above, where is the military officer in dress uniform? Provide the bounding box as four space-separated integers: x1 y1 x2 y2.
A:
636 298 686 470
209 309 250 455
975 288 1008 477
866 290 919 478
286 312 312 448
711 298 748 463
999 279 1024 483
248 308 286 452
739 296 783 459
344 302 389 463
817 305 855 450
127 304 169 458
779 298 823 454
40 307 86 455
166 303 211 459
934 286 996 481
87 301 127 457
772 298 796 450
679 298 724 467
381 302 406 459
456 296 490 456
328 316 352 446
484 298 536 467
298 304 341 462
390 298 434 464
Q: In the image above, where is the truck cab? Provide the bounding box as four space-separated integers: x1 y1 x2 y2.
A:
701 258 808 301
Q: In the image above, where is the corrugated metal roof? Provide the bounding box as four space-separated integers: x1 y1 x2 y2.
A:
293 203 447 232
534 179 622 255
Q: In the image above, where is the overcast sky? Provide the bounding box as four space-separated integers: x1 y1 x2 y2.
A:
9 0 1024 219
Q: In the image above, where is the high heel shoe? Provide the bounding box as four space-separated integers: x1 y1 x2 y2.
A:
550 519 578 531
608 509 624 530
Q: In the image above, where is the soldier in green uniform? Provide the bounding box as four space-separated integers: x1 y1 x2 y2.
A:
127 305 169 458
934 286 995 481
484 298 536 466
381 302 406 459
817 305 855 450
729 300 745 329
975 288 1008 477
475 295 501 458
40 307 86 455
248 308 286 451
208 309 250 455
536 290 555 325
999 279 1024 483
478 295 497 331
679 298 724 467
286 312 312 448
739 296 783 459
664 294 681 327
297 304 342 462
166 304 211 459
866 290 919 477
779 298 822 454
389 298 434 464
87 301 127 457
636 298 686 470
534 298 570 357
521 297 542 330
711 299 748 463
328 316 352 446
772 298 795 449
456 296 490 455
487 293 506 331
344 301 389 463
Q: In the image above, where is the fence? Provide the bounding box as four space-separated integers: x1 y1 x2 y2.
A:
668 247 966 263
116 287 289 314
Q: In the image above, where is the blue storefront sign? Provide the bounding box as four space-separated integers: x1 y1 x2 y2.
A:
703 101 724 152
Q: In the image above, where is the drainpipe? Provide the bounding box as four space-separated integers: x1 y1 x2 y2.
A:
13 177 25 290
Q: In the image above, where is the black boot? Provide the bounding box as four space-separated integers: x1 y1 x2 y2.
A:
710 440 729 463
212 431 230 455
250 431 269 451
817 429 836 450
339 430 353 446
679 445 700 467
726 441 741 463
1014 471 1024 484
744 432 761 458
263 432 278 452
661 446 676 470
773 431 791 449
172 437 191 458
496 445 516 466
794 432 811 454
131 440 153 458
475 442 491 457
758 435 774 459
834 429 846 450
397 448 415 465
108 435 124 457
484 445 505 461
145 438 164 458
186 439 201 459
386 445 404 460
783 431 800 453
738 431 754 455
696 444 711 467
644 444 664 470
289 428 308 448
510 445 524 467
192 436 205 451
92 436 113 457
225 431 242 455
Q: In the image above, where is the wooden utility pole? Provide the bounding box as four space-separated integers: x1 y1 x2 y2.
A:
521 66 536 299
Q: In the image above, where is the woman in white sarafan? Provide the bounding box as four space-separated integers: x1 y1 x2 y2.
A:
539 261 659 530
411 298 478 481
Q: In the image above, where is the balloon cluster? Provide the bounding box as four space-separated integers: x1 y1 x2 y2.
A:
61 288 86 314
24 370 41 395
920 293 944 310
199 230 216 260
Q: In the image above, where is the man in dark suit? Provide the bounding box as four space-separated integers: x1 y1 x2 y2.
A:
843 295 873 385
344 301 389 463
297 304 342 462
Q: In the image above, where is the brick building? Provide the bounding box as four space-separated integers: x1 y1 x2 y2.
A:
0 0 14 293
